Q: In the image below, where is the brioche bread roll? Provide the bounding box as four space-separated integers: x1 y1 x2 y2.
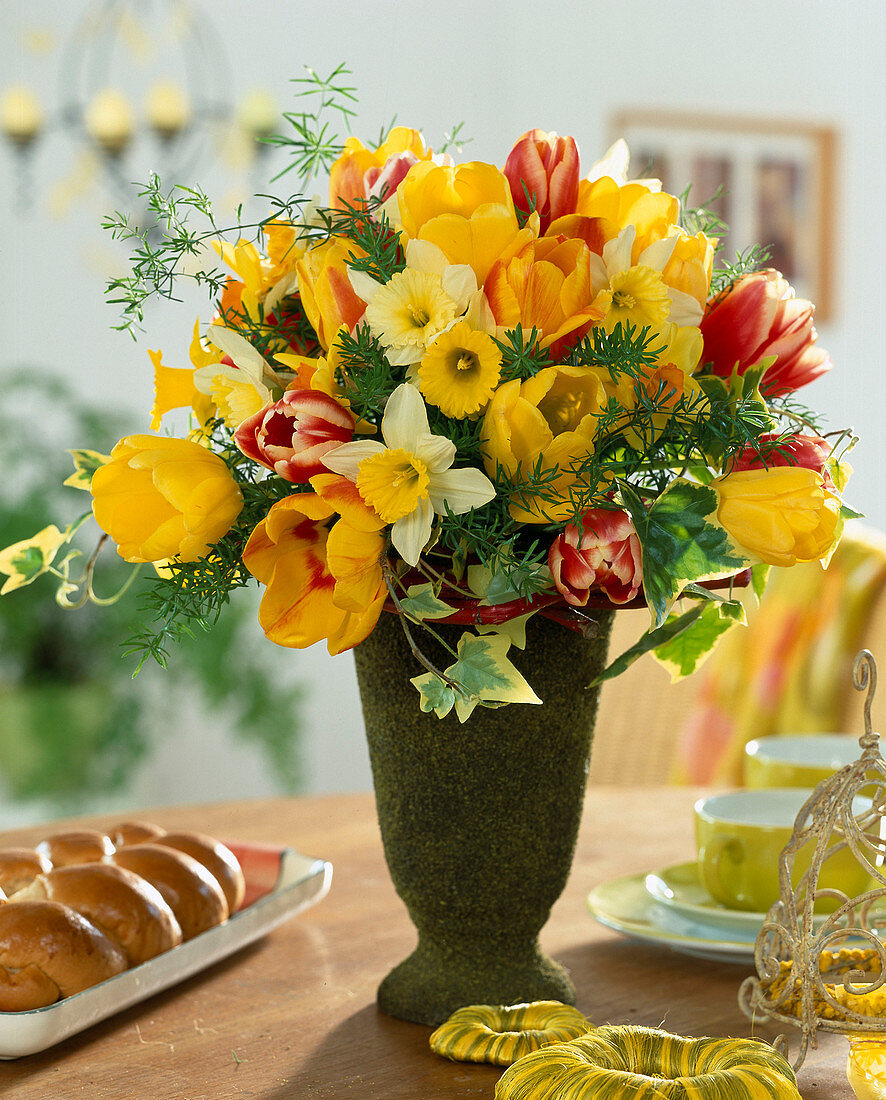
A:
0 900 127 1011
13 864 183 967
110 821 166 848
154 832 245 913
111 845 228 940
0 848 52 895
36 830 115 867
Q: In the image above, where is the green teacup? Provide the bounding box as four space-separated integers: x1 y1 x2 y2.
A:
744 734 861 789
695 788 873 913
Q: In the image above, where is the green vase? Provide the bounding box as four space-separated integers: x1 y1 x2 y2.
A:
353 607 615 1027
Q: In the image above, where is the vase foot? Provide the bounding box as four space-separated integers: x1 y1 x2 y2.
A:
377 940 575 1027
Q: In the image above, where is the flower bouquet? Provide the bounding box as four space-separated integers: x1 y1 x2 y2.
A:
1 70 856 1023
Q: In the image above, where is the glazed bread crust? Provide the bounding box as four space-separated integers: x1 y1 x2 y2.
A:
0 900 127 1011
155 832 246 913
36 831 115 867
0 849 52 895
111 844 229 940
13 864 183 966
110 821 167 848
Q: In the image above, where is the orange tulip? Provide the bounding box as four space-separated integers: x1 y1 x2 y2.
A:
484 236 604 358
573 176 680 260
503 129 580 233
242 478 385 655
329 126 432 209
296 237 367 351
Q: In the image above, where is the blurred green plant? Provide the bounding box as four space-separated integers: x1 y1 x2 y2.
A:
0 367 305 806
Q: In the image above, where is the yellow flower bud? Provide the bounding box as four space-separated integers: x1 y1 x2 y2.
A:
91 435 243 563
713 466 841 567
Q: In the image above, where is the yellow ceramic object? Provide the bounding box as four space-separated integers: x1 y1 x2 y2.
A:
848 1035 886 1099
494 1025 801 1099
429 1000 592 1066
695 789 873 913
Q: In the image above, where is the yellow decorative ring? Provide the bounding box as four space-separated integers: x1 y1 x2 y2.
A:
429 1001 593 1066
766 947 886 1020
494 1025 801 1099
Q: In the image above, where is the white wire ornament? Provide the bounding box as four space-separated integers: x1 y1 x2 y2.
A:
739 650 886 1070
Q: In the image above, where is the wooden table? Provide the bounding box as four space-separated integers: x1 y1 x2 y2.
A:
0 789 851 1099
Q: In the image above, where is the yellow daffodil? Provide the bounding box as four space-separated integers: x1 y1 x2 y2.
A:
590 224 703 330
192 324 278 428
149 320 218 430
418 321 502 418
350 239 479 366
320 382 495 566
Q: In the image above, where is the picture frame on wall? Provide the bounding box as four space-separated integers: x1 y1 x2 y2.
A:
609 110 838 321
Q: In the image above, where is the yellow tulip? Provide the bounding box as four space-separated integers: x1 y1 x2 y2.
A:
481 366 607 523
713 466 842 567
91 435 243 563
573 175 680 258
658 228 715 308
397 161 538 284
296 237 367 351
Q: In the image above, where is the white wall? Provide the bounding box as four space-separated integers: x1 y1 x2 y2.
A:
3 0 884 811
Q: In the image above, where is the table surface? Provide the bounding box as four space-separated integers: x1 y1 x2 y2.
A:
0 788 851 1099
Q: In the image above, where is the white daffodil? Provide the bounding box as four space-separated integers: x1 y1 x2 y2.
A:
194 324 281 427
586 138 662 191
348 240 479 366
589 223 703 329
320 382 495 566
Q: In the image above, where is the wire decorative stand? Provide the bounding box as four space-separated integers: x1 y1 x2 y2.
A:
739 650 886 1069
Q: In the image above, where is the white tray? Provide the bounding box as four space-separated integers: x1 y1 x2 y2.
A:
0 843 332 1059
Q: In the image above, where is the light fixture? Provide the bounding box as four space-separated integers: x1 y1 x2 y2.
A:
2 0 279 221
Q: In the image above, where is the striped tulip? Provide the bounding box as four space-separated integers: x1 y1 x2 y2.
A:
700 269 831 396
503 129 581 234
234 389 355 483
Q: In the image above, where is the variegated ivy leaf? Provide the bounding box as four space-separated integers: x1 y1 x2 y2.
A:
466 560 551 606
410 672 457 719
411 631 542 723
476 612 533 650
398 583 457 623
447 632 542 723
64 448 111 490
0 525 67 595
592 603 707 685
751 562 771 601
651 600 744 682
619 478 750 627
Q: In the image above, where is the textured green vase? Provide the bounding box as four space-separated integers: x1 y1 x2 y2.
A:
353 607 615 1027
